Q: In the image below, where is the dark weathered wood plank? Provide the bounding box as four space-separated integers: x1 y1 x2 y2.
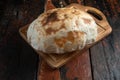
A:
37 59 61 80
90 19 120 80
37 50 92 80
89 0 120 79
0 0 45 80
90 42 112 80
60 51 92 80
90 32 120 80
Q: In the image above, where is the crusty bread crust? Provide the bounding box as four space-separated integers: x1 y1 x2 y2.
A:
27 7 97 54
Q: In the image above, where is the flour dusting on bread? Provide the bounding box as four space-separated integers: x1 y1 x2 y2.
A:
27 7 97 54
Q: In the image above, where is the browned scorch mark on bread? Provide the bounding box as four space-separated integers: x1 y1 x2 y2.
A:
42 11 60 26
54 31 84 48
45 23 66 35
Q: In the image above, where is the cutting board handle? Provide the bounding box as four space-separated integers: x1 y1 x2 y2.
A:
84 6 106 22
44 2 106 23
66 3 107 24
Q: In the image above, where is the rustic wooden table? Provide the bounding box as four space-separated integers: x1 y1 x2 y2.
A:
0 0 120 80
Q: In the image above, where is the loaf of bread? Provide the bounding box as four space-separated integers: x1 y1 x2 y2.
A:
27 7 97 54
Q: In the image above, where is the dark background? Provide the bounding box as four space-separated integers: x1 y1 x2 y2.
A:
0 0 120 80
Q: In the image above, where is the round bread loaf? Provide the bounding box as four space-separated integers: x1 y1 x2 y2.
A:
27 7 97 54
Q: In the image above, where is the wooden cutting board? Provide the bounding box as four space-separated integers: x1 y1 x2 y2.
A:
19 3 112 68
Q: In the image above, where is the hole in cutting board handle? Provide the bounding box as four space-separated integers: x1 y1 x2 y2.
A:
87 10 103 20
